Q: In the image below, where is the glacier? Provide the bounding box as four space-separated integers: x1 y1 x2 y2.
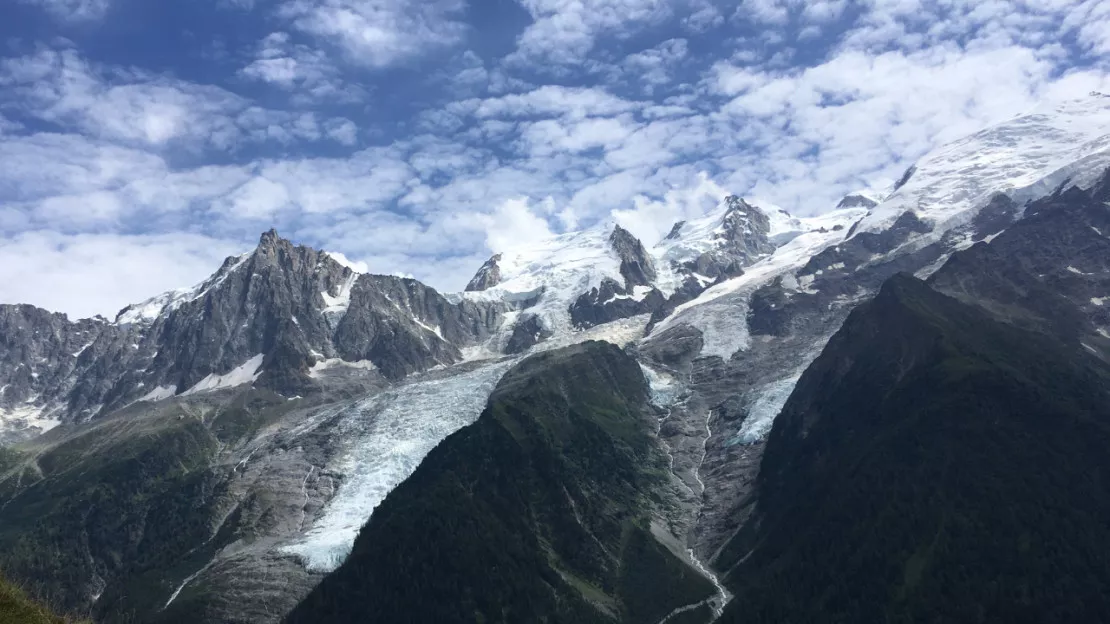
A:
281 358 519 571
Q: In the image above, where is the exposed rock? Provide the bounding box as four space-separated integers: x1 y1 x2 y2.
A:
835 193 879 210
503 314 551 354
609 225 657 286
464 254 502 292
664 221 687 240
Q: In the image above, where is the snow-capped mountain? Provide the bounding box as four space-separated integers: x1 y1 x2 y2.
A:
2 94 1110 623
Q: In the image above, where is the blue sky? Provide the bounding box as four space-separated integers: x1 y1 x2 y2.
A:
1 0 1109 318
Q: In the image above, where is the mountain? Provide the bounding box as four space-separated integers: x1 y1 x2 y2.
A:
0 229 506 442
714 272 1110 623
1 94 1110 623
287 341 720 624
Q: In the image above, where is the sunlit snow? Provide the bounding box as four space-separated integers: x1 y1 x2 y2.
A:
321 271 358 317
181 354 264 395
308 358 377 378
458 225 624 337
856 96 1110 235
652 208 865 358
137 385 178 402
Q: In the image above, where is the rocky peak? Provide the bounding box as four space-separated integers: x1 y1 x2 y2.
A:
714 196 775 265
258 227 282 249
609 225 657 287
465 254 502 292
836 193 879 210
664 220 686 241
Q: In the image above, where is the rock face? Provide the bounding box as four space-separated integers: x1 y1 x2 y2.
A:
568 226 667 329
835 193 879 210
464 254 502 291
609 224 657 286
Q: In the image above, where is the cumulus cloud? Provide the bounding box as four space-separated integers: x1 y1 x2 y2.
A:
278 0 468 67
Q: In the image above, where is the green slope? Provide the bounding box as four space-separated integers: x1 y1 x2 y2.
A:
0 572 86 624
716 274 1110 623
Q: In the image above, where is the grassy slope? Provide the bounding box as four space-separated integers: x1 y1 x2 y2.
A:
717 275 1110 623
0 572 86 624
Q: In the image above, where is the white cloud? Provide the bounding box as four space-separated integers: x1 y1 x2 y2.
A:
240 32 362 103
19 0 109 20
612 173 727 244
3 0 1110 314
458 85 641 119
0 232 242 319
0 48 360 150
481 197 556 253
278 0 468 67
509 0 673 66
622 38 689 92
325 118 359 145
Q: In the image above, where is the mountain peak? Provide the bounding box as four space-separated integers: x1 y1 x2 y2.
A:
723 195 756 215
609 224 657 286
258 228 284 249
465 254 503 292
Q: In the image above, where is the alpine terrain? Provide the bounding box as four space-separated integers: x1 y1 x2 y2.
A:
2 94 1110 623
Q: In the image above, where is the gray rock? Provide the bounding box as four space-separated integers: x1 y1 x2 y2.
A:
609 224 657 286
464 254 502 292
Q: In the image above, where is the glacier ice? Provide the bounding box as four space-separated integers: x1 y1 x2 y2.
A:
729 374 802 445
281 358 518 571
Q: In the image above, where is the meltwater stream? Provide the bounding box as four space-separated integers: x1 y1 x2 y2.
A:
641 363 733 620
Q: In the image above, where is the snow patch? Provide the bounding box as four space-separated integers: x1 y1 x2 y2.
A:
308 358 377 378
72 341 95 357
321 272 359 316
182 354 264 395
138 385 178 402
412 317 445 340
0 404 61 436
